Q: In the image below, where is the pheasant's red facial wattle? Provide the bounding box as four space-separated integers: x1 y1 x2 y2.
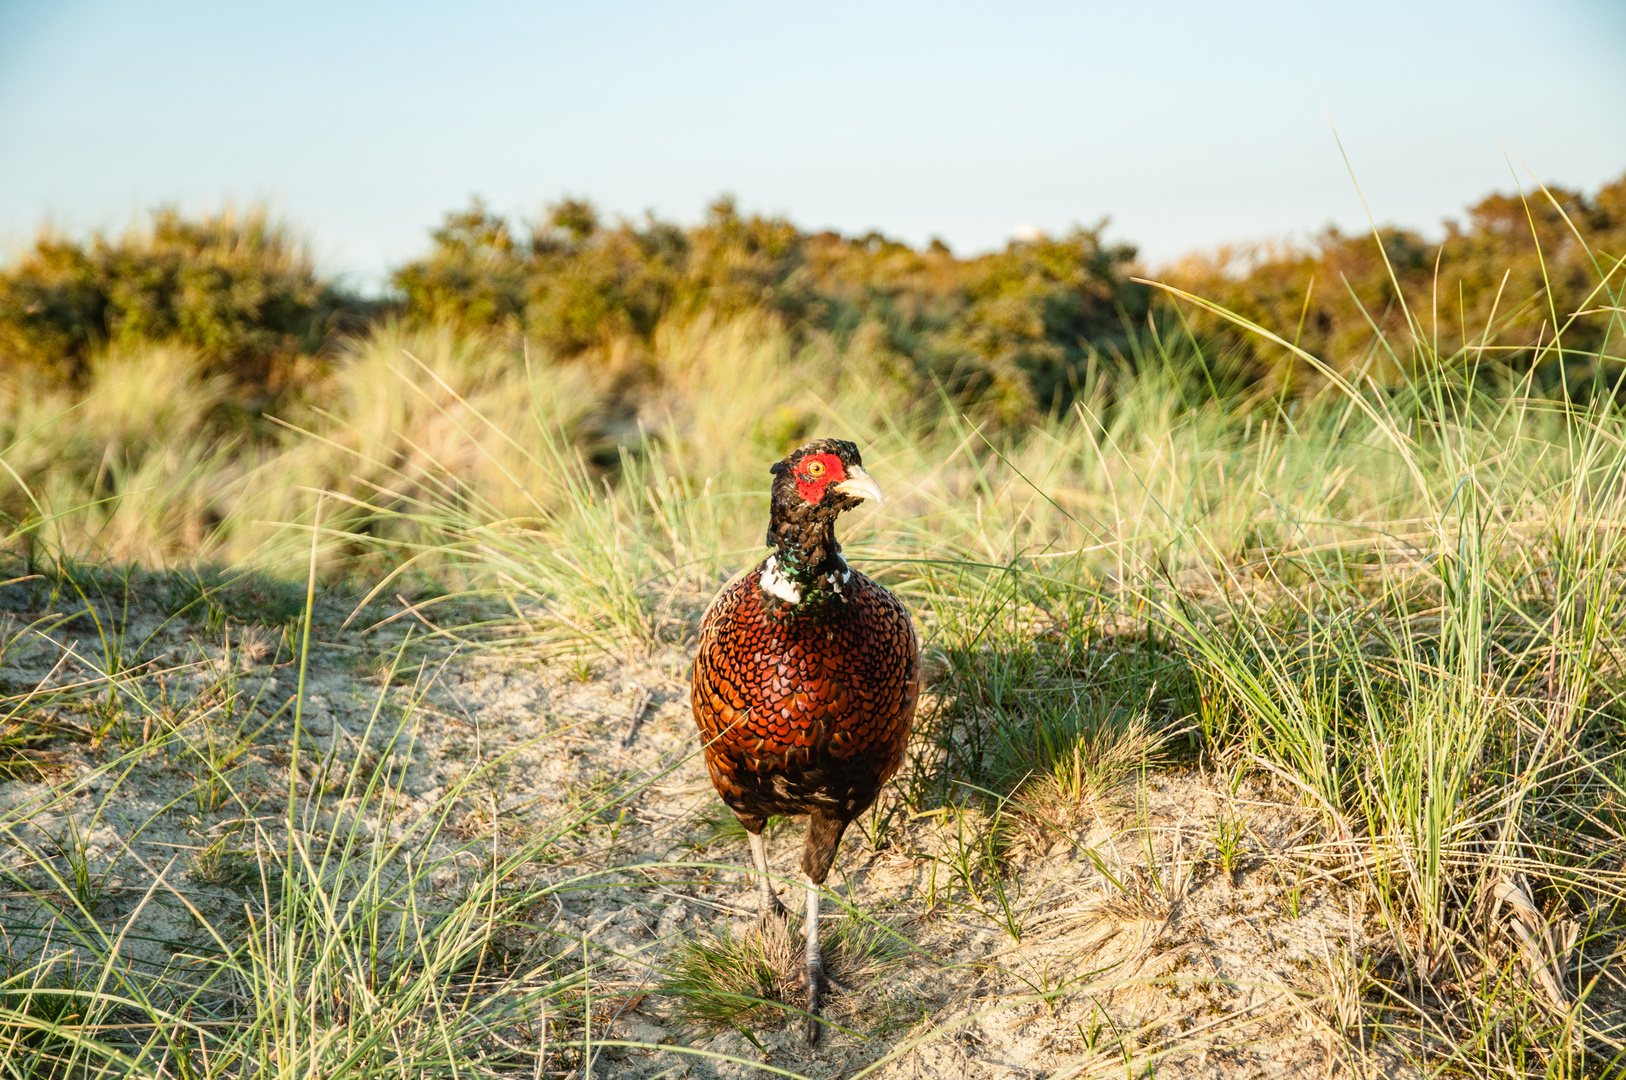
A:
794 453 848 504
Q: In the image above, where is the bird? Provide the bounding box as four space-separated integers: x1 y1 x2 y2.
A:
690 438 920 1046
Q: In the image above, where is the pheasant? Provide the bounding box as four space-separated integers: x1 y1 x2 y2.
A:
690 438 920 1045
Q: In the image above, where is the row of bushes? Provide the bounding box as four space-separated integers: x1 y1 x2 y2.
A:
2 173 1622 417
385 195 1153 418
1169 175 1626 394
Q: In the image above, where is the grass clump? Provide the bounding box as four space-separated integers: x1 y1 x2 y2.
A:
662 910 910 1034
663 922 786 1030
0 959 91 1080
0 710 59 782
995 695 1159 829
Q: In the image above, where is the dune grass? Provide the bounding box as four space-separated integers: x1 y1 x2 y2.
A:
0 183 1624 1074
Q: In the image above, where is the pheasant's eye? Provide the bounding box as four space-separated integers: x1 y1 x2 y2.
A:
805 460 826 479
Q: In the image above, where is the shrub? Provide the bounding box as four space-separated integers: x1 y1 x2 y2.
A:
393 197 1150 418
0 207 366 397
392 195 811 355
1163 172 1626 395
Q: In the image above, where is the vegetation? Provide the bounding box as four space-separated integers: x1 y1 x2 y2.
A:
663 912 906 1032
1165 174 1626 396
4 170 1618 419
0 170 1623 1075
0 589 659 1078
391 194 1150 419
0 208 365 398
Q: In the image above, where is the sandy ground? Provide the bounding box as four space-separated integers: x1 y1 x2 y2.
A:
0 582 1406 1078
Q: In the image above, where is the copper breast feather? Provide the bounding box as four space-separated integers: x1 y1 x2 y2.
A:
691 563 919 816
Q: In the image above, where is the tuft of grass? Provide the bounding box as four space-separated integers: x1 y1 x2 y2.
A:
0 958 92 1078
186 827 268 889
691 805 788 849
0 717 57 781
663 921 787 1030
1210 814 1247 878
994 693 1160 830
661 908 910 1033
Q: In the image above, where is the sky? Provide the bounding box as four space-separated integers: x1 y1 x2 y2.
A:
1 0 1623 293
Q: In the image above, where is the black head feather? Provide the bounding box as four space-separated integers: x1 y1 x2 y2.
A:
763 439 869 585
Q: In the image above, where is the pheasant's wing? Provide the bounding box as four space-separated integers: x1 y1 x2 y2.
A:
824 572 919 785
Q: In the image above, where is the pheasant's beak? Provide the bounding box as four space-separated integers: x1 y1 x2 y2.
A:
833 466 884 504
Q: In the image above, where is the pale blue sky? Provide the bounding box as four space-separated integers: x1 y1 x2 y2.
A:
2 0 1623 293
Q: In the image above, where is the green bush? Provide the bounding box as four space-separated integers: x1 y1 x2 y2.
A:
0 207 366 397
1165 173 1626 394
390 195 805 356
392 196 1149 417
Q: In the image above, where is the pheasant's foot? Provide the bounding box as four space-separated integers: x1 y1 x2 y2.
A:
759 888 790 923
803 960 825 1046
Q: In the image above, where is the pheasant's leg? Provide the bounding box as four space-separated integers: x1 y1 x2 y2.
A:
800 811 851 1046
802 874 823 1039
746 825 788 921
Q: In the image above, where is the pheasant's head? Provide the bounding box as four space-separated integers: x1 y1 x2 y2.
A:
770 439 882 513
763 439 883 588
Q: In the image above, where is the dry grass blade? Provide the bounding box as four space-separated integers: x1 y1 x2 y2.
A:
1492 876 1580 1027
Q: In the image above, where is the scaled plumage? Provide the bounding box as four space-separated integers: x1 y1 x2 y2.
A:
690 439 920 1046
